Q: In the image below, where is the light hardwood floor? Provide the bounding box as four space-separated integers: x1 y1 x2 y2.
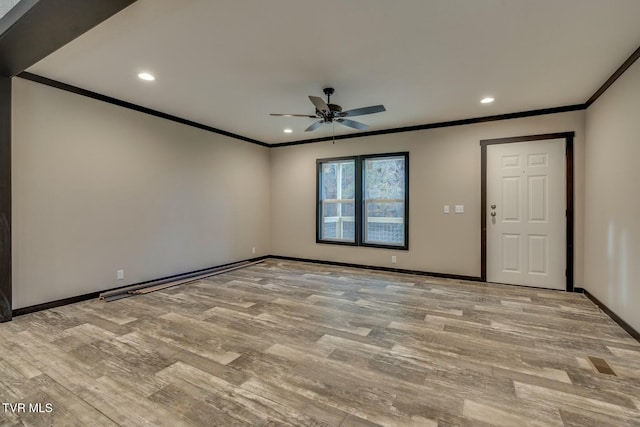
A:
1 259 639 426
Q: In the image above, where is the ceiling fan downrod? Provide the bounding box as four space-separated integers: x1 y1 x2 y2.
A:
323 87 334 105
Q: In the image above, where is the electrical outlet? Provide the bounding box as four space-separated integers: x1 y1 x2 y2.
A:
444 205 450 214
391 256 397 264
252 247 256 254
455 204 464 214
117 269 124 280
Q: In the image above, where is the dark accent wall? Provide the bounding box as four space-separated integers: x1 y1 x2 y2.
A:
0 77 11 321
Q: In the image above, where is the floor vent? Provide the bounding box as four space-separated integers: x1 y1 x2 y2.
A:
588 356 616 376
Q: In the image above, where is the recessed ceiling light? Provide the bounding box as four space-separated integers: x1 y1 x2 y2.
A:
283 129 293 134
138 72 155 81
480 97 495 104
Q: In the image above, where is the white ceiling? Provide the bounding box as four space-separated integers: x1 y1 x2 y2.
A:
27 0 640 144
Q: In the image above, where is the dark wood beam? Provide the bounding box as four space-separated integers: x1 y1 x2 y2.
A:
0 76 10 321
0 0 136 77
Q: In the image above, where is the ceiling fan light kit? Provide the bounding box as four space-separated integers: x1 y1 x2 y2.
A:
270 87 386 133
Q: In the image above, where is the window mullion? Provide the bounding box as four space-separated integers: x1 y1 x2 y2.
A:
356 156 363 246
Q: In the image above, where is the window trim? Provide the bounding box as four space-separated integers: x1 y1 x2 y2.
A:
360 152 410 250
316 152 409 250
316 156 360 246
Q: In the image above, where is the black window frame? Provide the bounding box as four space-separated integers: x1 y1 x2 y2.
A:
316 152 409 250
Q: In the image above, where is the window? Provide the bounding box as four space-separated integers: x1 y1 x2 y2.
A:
363 155 407 246
317 158 356 243
317 152 408 249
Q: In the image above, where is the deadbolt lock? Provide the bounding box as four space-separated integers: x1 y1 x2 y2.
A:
491 204 496 209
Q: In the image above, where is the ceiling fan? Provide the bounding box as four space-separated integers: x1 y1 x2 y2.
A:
270 88 386 132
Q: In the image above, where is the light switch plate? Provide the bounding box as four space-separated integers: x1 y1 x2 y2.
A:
444 205 450 214
455 205 464 214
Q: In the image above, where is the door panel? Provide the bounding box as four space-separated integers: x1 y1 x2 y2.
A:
487 139 565 289
528 153 547 167
502 234 521 272
502 177 520 221
502 155 520 168
528 235 547 274
528 175 547 222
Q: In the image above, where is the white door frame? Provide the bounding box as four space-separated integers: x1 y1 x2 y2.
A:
480 132 574 291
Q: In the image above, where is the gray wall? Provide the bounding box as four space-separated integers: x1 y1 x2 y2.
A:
12 78 271 309
11 77 592 313
270 111 585 282
585 59 640 332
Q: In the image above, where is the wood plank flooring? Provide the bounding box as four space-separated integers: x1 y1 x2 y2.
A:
1 259 639 426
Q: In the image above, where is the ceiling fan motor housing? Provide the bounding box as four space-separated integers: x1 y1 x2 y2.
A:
318 103 342 122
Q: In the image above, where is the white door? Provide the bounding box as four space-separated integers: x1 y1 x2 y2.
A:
487 139 566 289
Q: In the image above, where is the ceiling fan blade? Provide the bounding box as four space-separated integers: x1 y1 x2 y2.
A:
270 113 317 118
309 96 330 114
305 120 324 132
341 105 386 117
336 118 369 131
